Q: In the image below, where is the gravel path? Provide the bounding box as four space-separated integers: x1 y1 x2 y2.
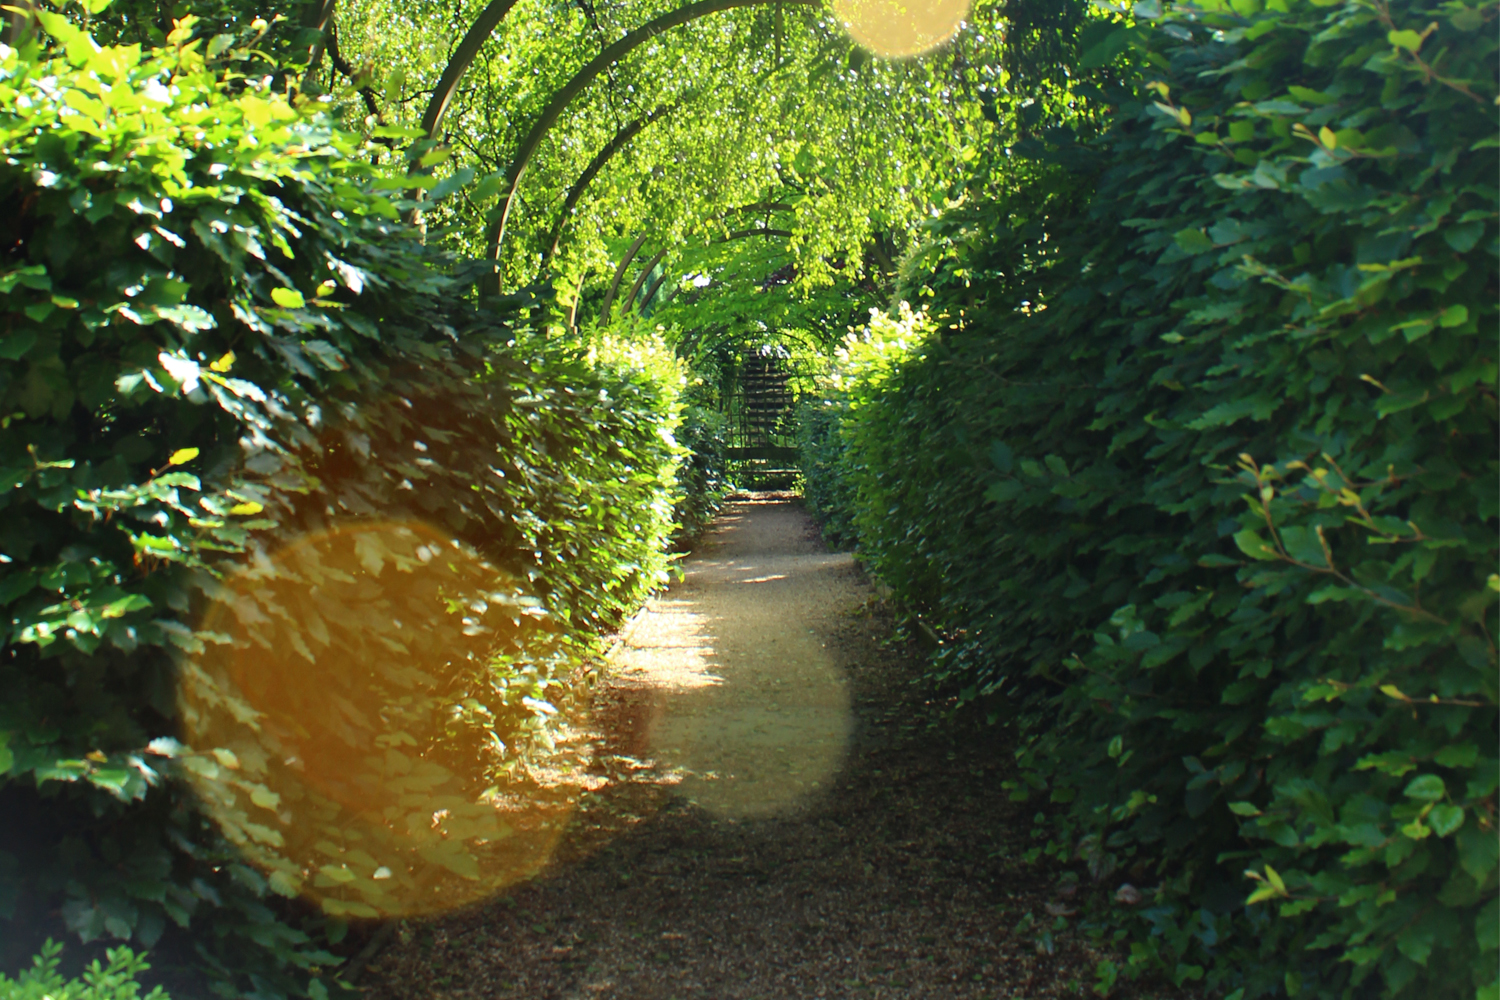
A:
361 494 1126 999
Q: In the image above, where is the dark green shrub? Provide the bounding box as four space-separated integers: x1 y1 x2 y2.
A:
1 15 684 997
802 0 1497 995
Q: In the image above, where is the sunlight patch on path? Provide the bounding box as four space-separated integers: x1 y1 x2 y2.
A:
608 497 854 819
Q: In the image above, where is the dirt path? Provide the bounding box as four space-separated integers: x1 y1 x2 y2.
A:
362 495 1115 999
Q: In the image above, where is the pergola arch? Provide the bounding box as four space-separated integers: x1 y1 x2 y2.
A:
418 0 524 140
595 217 793 324
598 231 651 322
479 0 819 291
540 102 678 273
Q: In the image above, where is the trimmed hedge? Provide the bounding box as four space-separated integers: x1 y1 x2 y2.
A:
801 0 1497 996
2 16 687 998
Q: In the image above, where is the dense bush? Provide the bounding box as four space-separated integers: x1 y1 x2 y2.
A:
801 0 1497 996
1 15 685 997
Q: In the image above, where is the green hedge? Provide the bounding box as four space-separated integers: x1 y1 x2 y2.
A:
2 16 685 997
673 400 732 542
801 0 1497 996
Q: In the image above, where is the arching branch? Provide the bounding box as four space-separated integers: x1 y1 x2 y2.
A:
639 269 671 313
599 231 650 322
624 247 671 316
593 220 792 324
326 23 384 123
541 103 677 272
483 0 818 288
419 0 524 140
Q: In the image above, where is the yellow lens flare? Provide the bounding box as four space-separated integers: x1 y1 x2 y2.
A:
177 520 577 920
832 0 971 59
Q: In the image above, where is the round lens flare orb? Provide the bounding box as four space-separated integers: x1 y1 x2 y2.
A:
832 0 971 59
177 520 576 920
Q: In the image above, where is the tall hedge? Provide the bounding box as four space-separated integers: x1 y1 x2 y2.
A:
1 16 686 997
801 0 1497 996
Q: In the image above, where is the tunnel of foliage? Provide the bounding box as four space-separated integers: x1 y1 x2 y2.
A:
801 0 1498 997
0 0 1495 996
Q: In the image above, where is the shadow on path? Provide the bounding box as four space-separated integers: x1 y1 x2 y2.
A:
363 494 1123 999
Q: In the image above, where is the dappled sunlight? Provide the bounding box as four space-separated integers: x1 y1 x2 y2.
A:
611 600 726 693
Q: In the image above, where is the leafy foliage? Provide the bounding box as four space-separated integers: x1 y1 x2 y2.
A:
801 0 1497 995
1 15 689 997
0 940 167 1000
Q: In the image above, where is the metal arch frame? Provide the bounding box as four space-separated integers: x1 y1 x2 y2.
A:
481 0 818 290
540 102 678 273
621 247 671 318
418 0 525 140
597 219 794 324
598 231 651 322
301 0 813 294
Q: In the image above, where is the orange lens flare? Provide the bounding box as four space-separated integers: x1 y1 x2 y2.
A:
177 520 575 920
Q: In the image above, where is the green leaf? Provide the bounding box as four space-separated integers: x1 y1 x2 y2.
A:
268 869 302 897
1277 526 1327 567
211 748 240 769
270 287 306 309
471 172 509 201
317 865 356 884
1435 744 1478 768
1387 29 1423 51
1286 86 1336 106
1458 825 1499 880
1403 774 1447 800
1428 804 1464 837
1477 898 1498 952
1444 222 1484 253
0 331 38 361
1438 304 1469 328
249 785 281 809
1233 530 1279 561
1174 229 1215 255
985 479 1022 503
425 167 476 204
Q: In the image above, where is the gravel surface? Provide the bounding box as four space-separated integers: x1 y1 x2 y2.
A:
360 494 1157 999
